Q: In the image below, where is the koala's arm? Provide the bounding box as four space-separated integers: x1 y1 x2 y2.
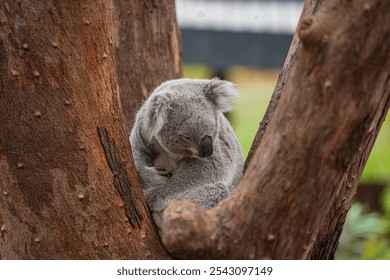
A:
130 129 168 191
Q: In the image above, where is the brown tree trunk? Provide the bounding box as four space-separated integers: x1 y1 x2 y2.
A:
246 0 390 260
0 1 170 259
113 0 182 131
309 92 389 259
161 0 390 259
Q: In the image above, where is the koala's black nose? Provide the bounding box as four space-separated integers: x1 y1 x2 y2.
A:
200 135 213 158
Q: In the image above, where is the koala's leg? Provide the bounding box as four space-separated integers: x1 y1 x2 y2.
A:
179 182 230 210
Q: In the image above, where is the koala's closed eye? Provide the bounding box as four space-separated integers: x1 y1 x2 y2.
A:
178 134 192 141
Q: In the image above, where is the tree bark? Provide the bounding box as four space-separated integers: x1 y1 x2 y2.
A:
0 0 170 259
309 92 389 259
113 0 182 131
161 0 390 259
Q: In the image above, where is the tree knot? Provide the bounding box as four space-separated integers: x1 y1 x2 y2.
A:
161 200 217 259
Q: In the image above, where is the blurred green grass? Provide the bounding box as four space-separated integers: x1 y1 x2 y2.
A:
230 77 275 159
360 122 390 184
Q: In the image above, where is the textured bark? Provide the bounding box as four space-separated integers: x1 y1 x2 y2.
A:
309 92 390 259
113 0 182 131
161 0 390 259
0 1 170 259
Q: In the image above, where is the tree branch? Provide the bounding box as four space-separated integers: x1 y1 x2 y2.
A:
161 0 390 259
309 84 390 259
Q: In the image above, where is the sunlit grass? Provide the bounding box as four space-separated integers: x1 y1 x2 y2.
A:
360 121 390 184
183 64 212 79
229 68 277 159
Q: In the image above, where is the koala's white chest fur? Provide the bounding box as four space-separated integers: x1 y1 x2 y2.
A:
151 138 180 173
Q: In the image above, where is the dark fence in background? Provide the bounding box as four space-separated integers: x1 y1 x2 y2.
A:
176 0 304 69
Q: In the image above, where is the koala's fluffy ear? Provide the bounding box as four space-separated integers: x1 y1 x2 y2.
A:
205 78 239 112
144 92 169 142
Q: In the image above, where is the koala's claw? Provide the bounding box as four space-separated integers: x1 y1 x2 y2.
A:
145 166 172 177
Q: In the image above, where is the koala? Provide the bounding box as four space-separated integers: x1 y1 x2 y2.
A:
130 78 244 228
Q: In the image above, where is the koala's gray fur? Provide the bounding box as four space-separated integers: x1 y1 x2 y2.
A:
130 78 244 228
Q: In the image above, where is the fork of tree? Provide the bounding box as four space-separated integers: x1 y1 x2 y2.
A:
0 0 388 259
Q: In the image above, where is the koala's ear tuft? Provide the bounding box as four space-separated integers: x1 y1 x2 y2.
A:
206 78 239 112
145 92 169 141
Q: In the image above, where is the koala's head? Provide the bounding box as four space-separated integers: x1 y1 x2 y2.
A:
143 78 238 159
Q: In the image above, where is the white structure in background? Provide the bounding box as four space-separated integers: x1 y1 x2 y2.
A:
175 0 304 69
175 0 303 34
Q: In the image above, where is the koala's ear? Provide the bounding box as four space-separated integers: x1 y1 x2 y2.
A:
205 78 239 112
144 92 169 141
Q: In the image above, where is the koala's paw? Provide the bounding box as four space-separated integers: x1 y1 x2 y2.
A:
145 166 172 178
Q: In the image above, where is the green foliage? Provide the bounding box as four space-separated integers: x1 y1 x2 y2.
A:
336 203 390 260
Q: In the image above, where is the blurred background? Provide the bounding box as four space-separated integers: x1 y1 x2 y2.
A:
175 0 390 259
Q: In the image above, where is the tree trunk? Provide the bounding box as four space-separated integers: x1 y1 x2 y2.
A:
161 0 390 259
0 0 170 259
309 92 389 259
113 0 182 131
246 0 390 260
